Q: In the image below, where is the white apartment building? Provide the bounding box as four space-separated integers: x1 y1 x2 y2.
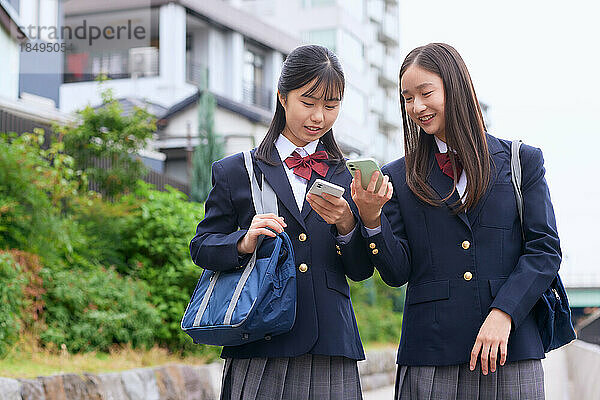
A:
58 0 301 184
231 0 404 162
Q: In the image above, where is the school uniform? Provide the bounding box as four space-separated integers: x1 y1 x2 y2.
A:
189 135 371 400
347 133 560 399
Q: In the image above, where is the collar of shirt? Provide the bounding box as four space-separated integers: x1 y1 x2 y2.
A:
434 135 449 153
275 134 320 161
433 135 467 203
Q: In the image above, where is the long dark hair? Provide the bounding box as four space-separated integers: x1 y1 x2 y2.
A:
399 43 491 213
256 45 345 165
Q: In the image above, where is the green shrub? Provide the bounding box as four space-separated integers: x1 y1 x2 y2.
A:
0 131 82 265
40 264 161 353
0 253 26 357
118 182 205 351
350 271 405 344
58 87 156 198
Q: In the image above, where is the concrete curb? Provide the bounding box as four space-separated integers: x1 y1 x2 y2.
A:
0 349 397 399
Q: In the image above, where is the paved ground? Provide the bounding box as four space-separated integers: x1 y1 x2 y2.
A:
364 385 394 400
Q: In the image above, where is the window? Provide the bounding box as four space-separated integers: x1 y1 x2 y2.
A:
303 0 336 7
343 84 366 124
338 30 364 72
344 0 364 21
243 46 271 109
307 29 337 52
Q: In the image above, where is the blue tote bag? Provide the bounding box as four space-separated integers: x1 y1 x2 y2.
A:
181 151 297 346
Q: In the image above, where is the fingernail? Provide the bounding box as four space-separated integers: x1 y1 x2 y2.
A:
470 365 474 371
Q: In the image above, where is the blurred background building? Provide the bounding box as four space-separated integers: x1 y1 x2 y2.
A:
56 0 405 184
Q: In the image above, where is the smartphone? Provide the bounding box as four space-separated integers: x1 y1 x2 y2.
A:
308 179 345 198
346 158 383 192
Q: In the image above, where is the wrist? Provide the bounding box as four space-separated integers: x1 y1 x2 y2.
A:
362 213 381 229
237 236 250 254
336 215 356 235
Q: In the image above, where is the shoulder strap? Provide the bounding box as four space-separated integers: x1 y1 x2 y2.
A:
243 151 278 216
510 140 524 239
220 152 279 325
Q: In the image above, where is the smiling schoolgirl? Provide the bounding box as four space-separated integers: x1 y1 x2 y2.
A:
349 43 561 399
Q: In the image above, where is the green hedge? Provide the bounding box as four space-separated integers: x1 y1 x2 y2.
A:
0 253 25 357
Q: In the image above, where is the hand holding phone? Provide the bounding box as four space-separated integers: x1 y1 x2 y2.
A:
346 158 383 192
308 179 345 198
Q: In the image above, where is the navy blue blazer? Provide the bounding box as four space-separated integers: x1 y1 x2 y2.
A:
189 144 371 360
347 134 561 366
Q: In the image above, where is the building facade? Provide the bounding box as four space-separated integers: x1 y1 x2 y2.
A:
58 0 300 184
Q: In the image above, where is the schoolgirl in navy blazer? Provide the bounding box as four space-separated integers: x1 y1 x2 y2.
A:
348 43 562 384
189 45 370 363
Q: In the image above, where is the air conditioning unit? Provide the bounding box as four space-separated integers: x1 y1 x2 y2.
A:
128 47 158 77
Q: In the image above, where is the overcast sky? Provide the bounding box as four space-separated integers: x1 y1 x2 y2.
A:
398 0 600 283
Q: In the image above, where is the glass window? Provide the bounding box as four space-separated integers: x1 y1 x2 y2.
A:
307 29 337 53
303 0 336 7
344 0 364 21
343 84 366 124
243 47 270 109
338 30 364 72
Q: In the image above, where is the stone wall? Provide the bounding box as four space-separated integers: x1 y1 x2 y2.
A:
0 348 398 399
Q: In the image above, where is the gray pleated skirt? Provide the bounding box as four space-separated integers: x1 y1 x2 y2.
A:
395 359 544 400
220 354 363 400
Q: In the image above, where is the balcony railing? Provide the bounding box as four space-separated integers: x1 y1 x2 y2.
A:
64 47 159 83
242 81 273 110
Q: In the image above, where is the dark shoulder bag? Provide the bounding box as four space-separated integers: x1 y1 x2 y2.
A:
511 140 576 352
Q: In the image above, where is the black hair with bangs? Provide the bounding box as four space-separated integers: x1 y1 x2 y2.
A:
255 44 345 165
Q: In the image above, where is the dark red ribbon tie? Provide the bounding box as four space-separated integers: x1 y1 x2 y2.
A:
284 150 329 180
435 152 463 180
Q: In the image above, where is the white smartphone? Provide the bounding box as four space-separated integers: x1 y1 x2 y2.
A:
308 179 345 198
346 158 383 192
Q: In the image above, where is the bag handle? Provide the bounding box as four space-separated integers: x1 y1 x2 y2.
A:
243 151 278 216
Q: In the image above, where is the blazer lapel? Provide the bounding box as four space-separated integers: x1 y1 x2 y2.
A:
426 145 471 228
253 148 306 230
300 143 338 220
466 134 505 223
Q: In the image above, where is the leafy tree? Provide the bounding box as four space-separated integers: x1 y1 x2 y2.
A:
190 90 223 202
57 87 156 198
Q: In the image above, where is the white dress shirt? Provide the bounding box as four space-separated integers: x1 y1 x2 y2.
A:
274 134 319 212
274 134 355 244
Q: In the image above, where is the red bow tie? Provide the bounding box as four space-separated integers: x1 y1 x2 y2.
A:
284 150 329 180
435 152 463 180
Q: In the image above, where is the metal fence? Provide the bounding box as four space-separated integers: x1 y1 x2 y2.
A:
1 108 190 198
0 108 54 147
